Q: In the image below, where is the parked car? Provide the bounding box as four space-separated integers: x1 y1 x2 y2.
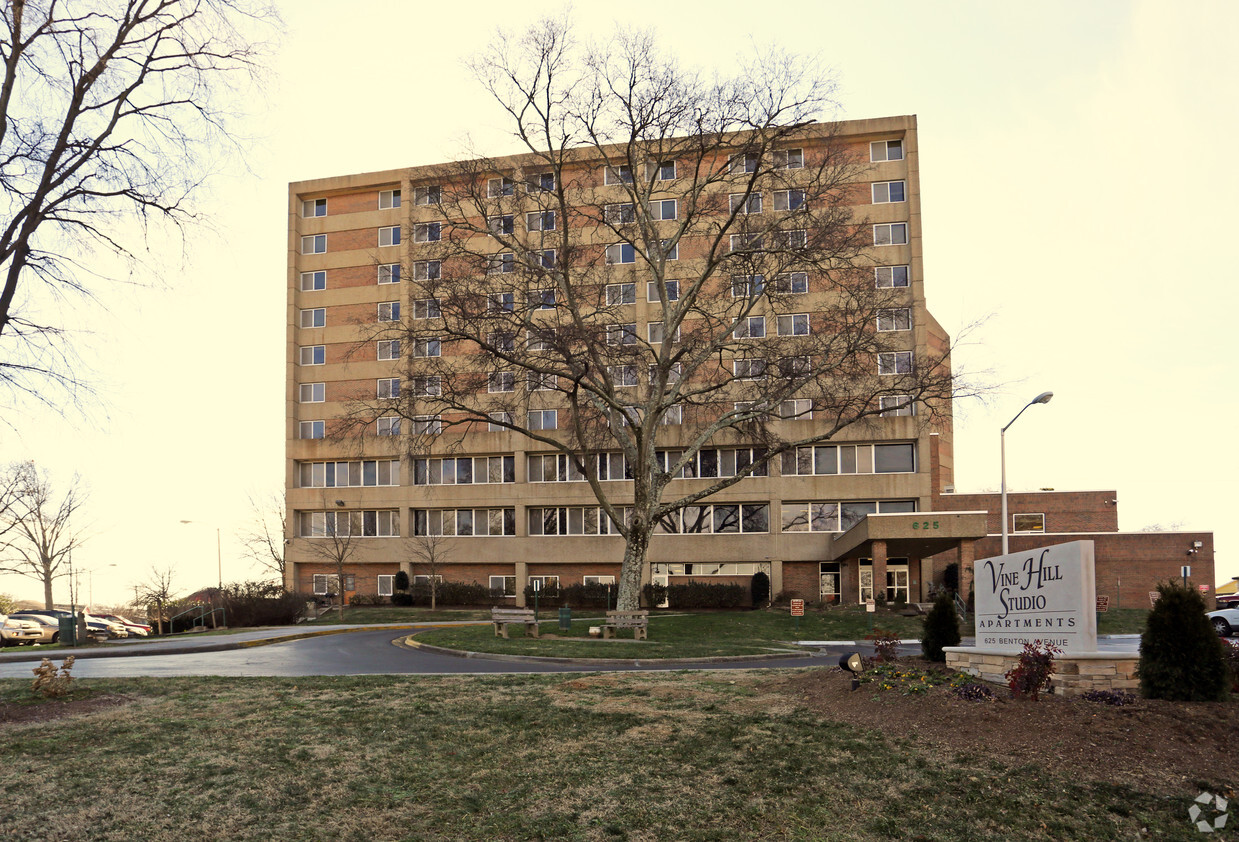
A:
4 613 61 644
85 614 128 639
1 614 46 646
96 614 151 638
1207 605 1239 637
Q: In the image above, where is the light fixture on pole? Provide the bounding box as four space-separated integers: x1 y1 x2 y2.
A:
179 520 222 591
1001 391 1054 555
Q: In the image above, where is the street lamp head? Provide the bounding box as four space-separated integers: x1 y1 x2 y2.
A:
1032 391 1053 405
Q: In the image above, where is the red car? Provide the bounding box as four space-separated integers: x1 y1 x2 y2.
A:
97 614 152 638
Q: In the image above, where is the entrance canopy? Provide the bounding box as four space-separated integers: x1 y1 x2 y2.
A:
828 511 989 561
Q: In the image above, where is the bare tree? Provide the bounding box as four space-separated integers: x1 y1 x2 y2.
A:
136 565 177 635
0 0 279 403
238 490 287 585
406 533 454 611
298 499 361 622
0 461 87 608
359 21 966 611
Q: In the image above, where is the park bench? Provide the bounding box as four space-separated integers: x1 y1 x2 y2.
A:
601 610 649 640
491 607 540 639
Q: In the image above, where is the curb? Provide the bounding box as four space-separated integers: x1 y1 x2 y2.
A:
396 634 814 666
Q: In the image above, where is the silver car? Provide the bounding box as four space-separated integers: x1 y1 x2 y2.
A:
1 614 48 645
1207 605 1239 637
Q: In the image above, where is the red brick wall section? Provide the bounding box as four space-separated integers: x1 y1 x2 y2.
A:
935 490 1119 534
781 563 820 602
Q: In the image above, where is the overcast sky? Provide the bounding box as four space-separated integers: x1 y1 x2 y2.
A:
3 0 1236 607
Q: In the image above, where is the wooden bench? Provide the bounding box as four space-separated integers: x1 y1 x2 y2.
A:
601 610 649 640
491 607 540 639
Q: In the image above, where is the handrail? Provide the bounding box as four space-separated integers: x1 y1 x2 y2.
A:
954 592 968 623
168 604 226 632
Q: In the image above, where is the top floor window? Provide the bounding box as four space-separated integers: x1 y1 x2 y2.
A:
655 160 676 180
302 198 326 218
872 181 906 204
605 164 634 185
414 185 440 205
870 139 904 162
379 189 401 209
488 177 515 198
774 148 803 169
527 172 555 192
730 152 760 173
301 234 326 255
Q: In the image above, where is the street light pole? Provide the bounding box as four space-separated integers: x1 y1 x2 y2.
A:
1001 391 1054 555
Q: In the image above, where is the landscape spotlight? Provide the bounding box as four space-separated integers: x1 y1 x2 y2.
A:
839 652 864 691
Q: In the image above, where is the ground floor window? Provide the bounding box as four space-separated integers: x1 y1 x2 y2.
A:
650 562 767 576
528 575 560 594
583 575 616 586
377 575 394 597
489 575 517 597
819 563 840 604
312 574 336 595
858 560 910 603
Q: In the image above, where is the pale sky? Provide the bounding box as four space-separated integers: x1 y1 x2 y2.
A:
3 0 1236 607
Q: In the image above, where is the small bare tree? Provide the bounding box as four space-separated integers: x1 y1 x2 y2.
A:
136 566 177 635
297 500 360 623
0 0 279 403
238 491 287 586
407 533 454 611
0 461 87 608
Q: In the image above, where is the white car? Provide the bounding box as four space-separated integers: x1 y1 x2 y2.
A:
1207 605 1239 637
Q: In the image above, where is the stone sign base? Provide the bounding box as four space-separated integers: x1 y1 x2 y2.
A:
944 646 1139 697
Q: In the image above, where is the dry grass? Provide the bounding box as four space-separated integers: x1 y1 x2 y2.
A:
0 671 1211 841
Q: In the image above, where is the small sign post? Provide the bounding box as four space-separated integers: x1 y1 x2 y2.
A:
790 598 805 636
1181 565 1191 588
532 578 541 620
865 599 876 632
1096 595 1109 613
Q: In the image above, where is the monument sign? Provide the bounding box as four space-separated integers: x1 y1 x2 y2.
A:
973 540 1098 654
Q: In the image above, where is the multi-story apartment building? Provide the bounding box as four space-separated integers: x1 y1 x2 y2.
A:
286 114 995 608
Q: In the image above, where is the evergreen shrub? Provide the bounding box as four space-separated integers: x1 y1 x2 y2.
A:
1138 582 1229 701
920 591 961 662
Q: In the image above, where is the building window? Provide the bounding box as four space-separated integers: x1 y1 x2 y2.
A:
488 412 512 432
489 372 515 393
299 308 325 328
413 222 441 243
413 455 516 486
648 322 679 344
657 447 767 481
528 506 630 536
775 229 808 249
879 395 914 417
729 192 762 214
773 189 806 211
734 359 766 379
414 185 441 205
730 152 760 173
377 417 400 436
780 443 915 476
488 253 516 274
299 420 324 439
649 199 677 221
413 260 440 281
609 366 637 387
872 181 906 204
529 289 556 309
378 302 400 322
301 198 326 218
297 459 400 488
527 409 557 430
584 575 616 586
778 356 811 377
528 372 558 391
774 148 804 169
873 223 908 246
377 378 400 399
299 345 325 366
377 340 400 361
488 215 514 236
411 376 441 396
1013 513 1046 533
605 164 633 185
774 272 808 294
878 351 913 375
875 266 910 288
489 575 517 596
377 575 394 597
489 292 515 312
300 271 326 291
413 509 515 537
379 189 401 209
488 177 514 197
604 203 635 224
731 274 764 297
412 337 439 357
777 314 810 336
649 363 682 385
870 139 904 162
653 240 677 261
526 329 554 351
378 264 400 285
606 323 638 346
527 211 556 231
412 415 441 435
654 503 770 535
379 226 401 247
606 283 635 305
312 573 334 593
780 399 811 419
528 575 560 593
413 299 440 319
527 172 555 192
299 510 400 539
605 242 636 265
729 233 763 252
648 280 679 302
300 382 325 403
877 308 911 332
734 316 765 339
301 234 326 255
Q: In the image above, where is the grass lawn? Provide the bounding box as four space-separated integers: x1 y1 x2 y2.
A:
0 670 1209 841
302 606 493 625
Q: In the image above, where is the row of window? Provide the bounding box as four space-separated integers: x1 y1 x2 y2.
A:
297 510 400 538
781 442 917 476
783 499 916 533
412 455 516 486
297 140 903 223
297 460 400 488
414 508 517 537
